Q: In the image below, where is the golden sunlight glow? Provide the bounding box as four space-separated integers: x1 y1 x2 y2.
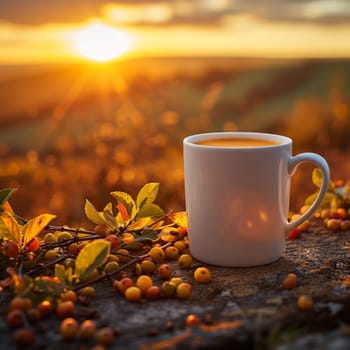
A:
72 23 131 62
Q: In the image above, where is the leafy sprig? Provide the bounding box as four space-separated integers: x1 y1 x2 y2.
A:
0 183 188 301
305 169 350 209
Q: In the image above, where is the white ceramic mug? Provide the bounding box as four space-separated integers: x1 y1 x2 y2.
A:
183 132 330 267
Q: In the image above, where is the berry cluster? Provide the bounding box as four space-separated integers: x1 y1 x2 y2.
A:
2 220 212 348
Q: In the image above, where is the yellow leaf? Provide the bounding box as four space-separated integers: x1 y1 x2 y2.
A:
158 227 178 242
168 211 188 228
75 240 110 281
84 199 106 225
0 212 21 243
22 214 56 246
127 217 152 231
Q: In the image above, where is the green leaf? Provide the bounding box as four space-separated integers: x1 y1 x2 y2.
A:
136 183 159 209
0 188 17 207
312 168 334 191
305 191 334 207
137 203 164 218
0 211 22 243
312 168 323 188
55 264 66 284
75 240 110 281
84 199 106 225
66 267 73 286
111 191 137 222
22 214 56 247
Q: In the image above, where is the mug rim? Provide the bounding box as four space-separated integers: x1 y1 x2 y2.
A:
183 132 292 149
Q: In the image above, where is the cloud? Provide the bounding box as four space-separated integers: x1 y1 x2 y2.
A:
0 0 349 27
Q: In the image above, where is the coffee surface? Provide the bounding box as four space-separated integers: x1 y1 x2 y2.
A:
195 137 281 147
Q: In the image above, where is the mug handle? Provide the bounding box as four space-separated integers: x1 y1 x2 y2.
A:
284 152 330 234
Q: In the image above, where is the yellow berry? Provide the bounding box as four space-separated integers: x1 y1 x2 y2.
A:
165 246 179 260
194 267 211 283
149 246 165 263
178 254 193 268
44 249 59 260
176 282 192 300
43 233 57 243
170 277 183 286
140 259 156 274
57 231 73 241
125 286 142 302
174 241 186 253
79 286 96 297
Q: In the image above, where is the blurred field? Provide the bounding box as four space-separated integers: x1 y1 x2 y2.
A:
0 57 349 225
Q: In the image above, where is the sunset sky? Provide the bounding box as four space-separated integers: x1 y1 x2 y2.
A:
0 0 350 64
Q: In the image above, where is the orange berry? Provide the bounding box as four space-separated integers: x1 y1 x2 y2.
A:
60 317 79 340
136 275 153 294
95 327 115 346
61 290 77 303
297 295 314 311
37 300 53 317
186 314 200 326
79 320 96 340
282 273 298 289
56 300 75 319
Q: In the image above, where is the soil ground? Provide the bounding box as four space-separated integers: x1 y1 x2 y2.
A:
1 218 350 349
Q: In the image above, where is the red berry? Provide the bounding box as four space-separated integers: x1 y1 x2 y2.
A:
94 224 109 237
105 234 119 250
118 277 133 294
37 300 53 317
26 237 40 252
145 286 161 301
2 240 20 258
158 264 173 280
13 328 35 346
287 228 302 240
7 309 24 329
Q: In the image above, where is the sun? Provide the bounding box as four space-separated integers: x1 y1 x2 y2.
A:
72 23 131 62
